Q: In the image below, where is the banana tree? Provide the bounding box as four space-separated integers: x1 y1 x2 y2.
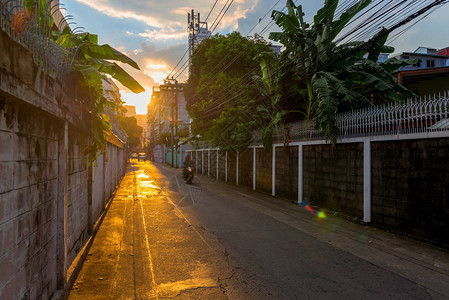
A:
56 29 144 162
23 1 144 163
252 51 294 151
267 0 417 143
269 0 372 118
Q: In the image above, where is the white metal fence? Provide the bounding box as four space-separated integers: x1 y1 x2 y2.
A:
186 93 449 224
274 93 449 142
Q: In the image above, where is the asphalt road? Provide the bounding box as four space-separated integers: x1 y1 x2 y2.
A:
142 161 449 300
70 161 449 299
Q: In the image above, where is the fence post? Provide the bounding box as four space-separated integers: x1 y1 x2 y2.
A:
208 150 210 177
253 147 256 190
180 150 183 167
202 150 204 175
298 144 303 204
225 151 228 182
195 150 198 173
272 145 276 196
216 149 219 179
363 139 372 223
236 151 239 185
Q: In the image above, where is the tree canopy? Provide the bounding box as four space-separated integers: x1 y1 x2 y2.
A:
262 0 417 146
185 32 273 151
120 116 143 150
186 0 419 151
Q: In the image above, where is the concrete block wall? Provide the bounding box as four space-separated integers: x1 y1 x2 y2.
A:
0 100 126 299
0 98 60 299
218 152 226 181
92 155 104 223
256 148 272 194
303 143 364 218
238 149 252 188
0 29 128 298
372 138 449 245
203 151 210 176
227 151 236 184
187 137 449 246
275 146 298 200
209 151 217 179
104 144 113 205
66 128 89 265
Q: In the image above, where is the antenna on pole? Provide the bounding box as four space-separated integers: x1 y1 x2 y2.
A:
187 10 210 75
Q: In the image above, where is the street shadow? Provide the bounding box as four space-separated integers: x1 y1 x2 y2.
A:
163 174 203 207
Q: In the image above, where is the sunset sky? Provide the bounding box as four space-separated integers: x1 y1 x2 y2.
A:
59 0 449 114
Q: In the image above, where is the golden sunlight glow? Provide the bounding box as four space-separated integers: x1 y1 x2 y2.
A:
121 91 152 114
147 63 167 70
148 72 167 84
144 62 169 84
139 30 187 41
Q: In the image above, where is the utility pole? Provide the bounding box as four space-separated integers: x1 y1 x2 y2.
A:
187 10 209 74
187 9 198 64
170 97 174 167
162 77 181 168
175 83 179 168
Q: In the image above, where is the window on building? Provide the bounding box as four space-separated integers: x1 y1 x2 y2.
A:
413 61 421 67
427 60 435 68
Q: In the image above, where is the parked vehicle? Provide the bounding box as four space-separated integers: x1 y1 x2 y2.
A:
131 153 138 159
182 166 194 184
138 153 147 161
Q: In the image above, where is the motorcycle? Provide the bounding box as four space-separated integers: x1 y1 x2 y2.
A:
182 166 194 184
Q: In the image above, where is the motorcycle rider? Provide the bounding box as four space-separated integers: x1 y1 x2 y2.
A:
182 156 194 184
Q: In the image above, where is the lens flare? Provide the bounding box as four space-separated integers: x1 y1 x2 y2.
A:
305 204 316 214
300 202 328 221
317 210 327 220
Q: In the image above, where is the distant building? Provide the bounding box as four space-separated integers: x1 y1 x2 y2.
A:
148 82 190 165
103 79 127 143
357 53 390 64
437 47 449 63
123 105 148 149
50 0 68 31
134 114 147 129
188 10 211 69
393 47 449 71
270 45 282 55
377 53 389 64
390 46 449 96
193 26 210 48
135 114 148 137
394 66 449 96
124 105 136 117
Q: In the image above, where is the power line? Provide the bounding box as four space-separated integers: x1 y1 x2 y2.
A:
171 0 236 79
167 0 220 78
182 1 297 89
190 0 449 118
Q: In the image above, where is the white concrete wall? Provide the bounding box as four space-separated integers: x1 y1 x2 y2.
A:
92 155 104 223
0 28 128 299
